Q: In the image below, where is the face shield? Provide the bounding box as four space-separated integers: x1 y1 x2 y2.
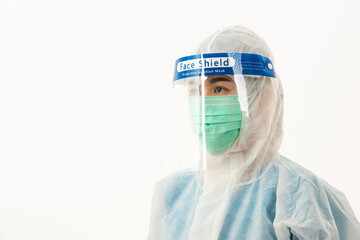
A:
163 53 278 181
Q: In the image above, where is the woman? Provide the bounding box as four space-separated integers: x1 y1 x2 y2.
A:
148 25 360 239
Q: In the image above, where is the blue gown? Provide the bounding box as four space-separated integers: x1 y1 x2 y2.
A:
149 156 360 239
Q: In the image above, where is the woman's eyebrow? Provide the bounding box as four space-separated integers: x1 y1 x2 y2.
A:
208 77 233 84
188 77 233 85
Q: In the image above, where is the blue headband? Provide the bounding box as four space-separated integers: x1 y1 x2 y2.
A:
173 53 276 81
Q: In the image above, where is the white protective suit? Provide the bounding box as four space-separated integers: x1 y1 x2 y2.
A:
148 25 360 240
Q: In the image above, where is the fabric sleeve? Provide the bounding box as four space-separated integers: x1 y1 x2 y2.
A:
274 161 360 240
274 170 360 240
147 181 167 240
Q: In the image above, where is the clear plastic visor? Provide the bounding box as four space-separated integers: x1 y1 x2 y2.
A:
162 53 276 178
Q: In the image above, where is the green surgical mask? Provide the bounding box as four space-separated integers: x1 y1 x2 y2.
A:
188 95 242 154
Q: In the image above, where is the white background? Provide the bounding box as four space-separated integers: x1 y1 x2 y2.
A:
1 0 360 239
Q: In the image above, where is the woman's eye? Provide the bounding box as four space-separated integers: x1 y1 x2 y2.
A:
215 87 225 93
